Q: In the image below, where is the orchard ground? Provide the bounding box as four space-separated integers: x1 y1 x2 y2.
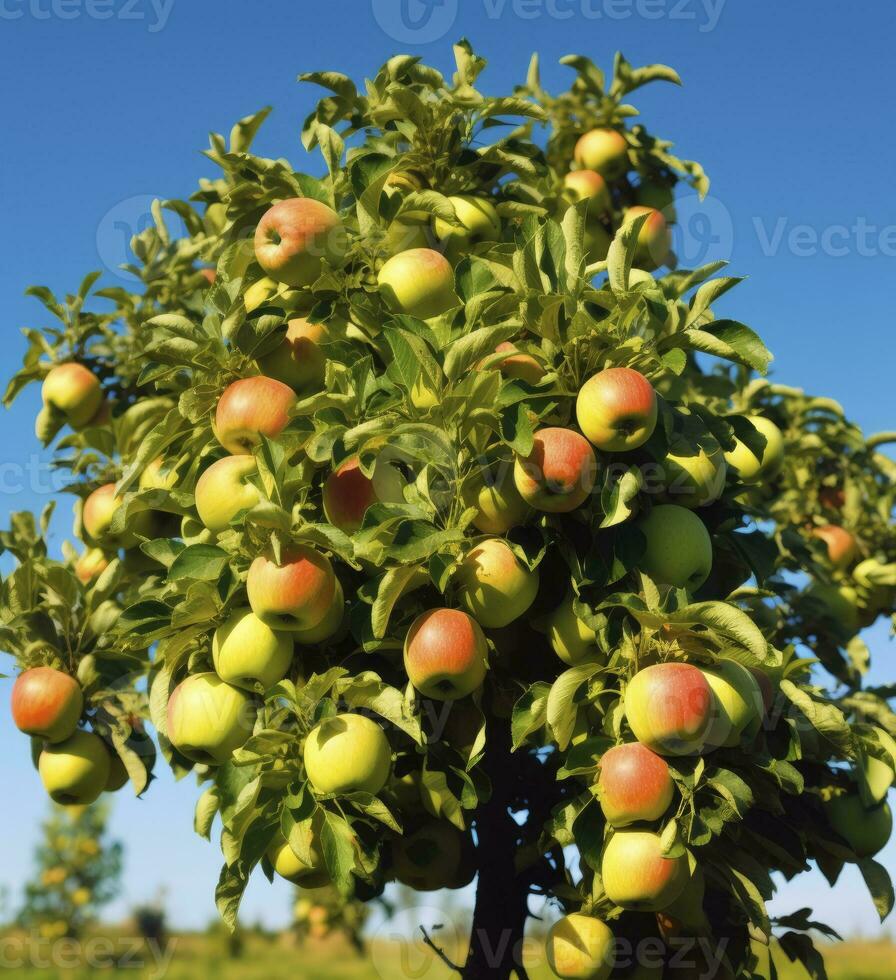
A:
1 930 895 979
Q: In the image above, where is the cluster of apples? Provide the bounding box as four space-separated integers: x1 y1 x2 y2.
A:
10 667 128 806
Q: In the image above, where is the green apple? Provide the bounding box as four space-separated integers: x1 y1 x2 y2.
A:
166 672 255 766
546 913 614 980
825 793 892 859
546 593 602 666
391 820 466 891
464 467 532 535
454 538 539 629
212 608 294 690
659 437 727 509
700 659 763 749
303 713 391 795
637 505 713 591
267 822 329 887
257 318 331 392
804 581 860 632
195 455 261 533
723 416 784 484
574 129 629 180
39 731 111 806
377 248 457 319
12 667 84 744
433 196 501 260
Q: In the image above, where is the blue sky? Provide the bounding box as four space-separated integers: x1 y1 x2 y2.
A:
1 0 894 936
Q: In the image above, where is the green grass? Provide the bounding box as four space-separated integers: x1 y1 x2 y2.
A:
1 930 893 979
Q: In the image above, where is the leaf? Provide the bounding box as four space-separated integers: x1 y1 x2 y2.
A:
858 858 895 921
168 545 230 582
547 664 602 750
684 320 773 374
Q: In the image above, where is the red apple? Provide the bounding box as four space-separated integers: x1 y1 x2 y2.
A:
812 525 858 569
12 667 84 744
576 367 658 452
597 742 675 827
513 427 598 513
214 377 297 454
564 170 611 214
322 455 405 533
247 546 337 632
479 342 545 385
254 198 346 288
404 608 489 701
624 663 714 756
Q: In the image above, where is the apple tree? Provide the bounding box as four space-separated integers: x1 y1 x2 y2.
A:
3 41 896 980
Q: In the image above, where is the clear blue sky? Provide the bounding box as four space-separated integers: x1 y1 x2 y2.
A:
1 0 894 935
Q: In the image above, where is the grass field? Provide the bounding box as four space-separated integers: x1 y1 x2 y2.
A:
2 929 894 979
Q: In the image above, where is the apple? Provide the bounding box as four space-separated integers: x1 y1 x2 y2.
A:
659 438 727 509
303 713 391 795
858 748 894 808
637 505 713 591
635 180 676 223
293 580 346 645
39 731 111 806
244 276 283 312
700 660 764 749
597 743 675 828
377 248 457 319
200 268 217 285
12 667 84 743
267 830 329 888
194 456 261 533
576 368 658 452
624 663 713 756
454 538 539 629
811 524 858 569
583 219 612 263
546 593 601 666
464 466 532 535
564 170 611 215
82 483 153 549
601 830 688 911
819 486 846 511
514 427 598 513
41 363 103 429
254 198 346 287
139 457 178 492
391 820 466 891
166 672 255 765
212 608 294 691
804 580 860 632
214 377 297 454
433 195 501 260
546 913 615 980
480 342 546 386
722 416 784 485
404 608 489 700
574 129 629 180
247 546 337 632
656 866 707 938
825 794 892 859
74 548 109 585
622 207 671 270
258 318 330 392
323 455 405 533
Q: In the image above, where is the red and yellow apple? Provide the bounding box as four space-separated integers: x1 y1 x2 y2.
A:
454 538 539 629
303 713 392 795
39 731 111 806
564 170 611 214
74 548 109 585
212 608 294 691
254 198 346 287
12 667 84 744
480 342 546 386
194 455 261 533
82 483 153 548
404 608 489 700
377 248 457 319
247 546 337 632
637 505 713 591
576 367 658 452
41 363 103 429
601 830 688 911
514 427 598 513
574 129 629 180
546 913 615 980
622 207 671 270
166 672 255 766
812 525 858 569
323 455 405 533
214 377 297 455
597 742 675 828
624 663 713 756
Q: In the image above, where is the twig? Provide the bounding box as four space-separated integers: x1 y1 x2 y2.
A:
419 925 461 974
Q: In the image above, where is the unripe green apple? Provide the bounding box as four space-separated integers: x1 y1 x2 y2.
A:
659 438 727 509
293 580 346 645
564 170 612 214
454 538 539 629
383 217 431 255
377 248 457 319
323 455 406 533
433 195 501 260
195 456 261 533
514 427 598 513
464 467 532 535
601 829 688 911
257 318 330 392
825 794 892 859
635 180 676 223
214 377 297 455
546 913 614 980
82 483 153 549
622 207 671 270
804 580 860 632
391 820 466 891
811 524 858 569
303 713 391 795
546 593 601 665
139 457 178 492
723 416 784 484
74 547 109 585
254 198 346 288
404 608 489 700
41 363 103 429
247 546 337 632
12 667 84 744
576 367 658 452
637 505 712 591
574 129 629 180
212 608 293 691
624 663 713 756
39 731 111 806
267 826 329 887
597 742 675 828
166 672 255 766
700 660 763 749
